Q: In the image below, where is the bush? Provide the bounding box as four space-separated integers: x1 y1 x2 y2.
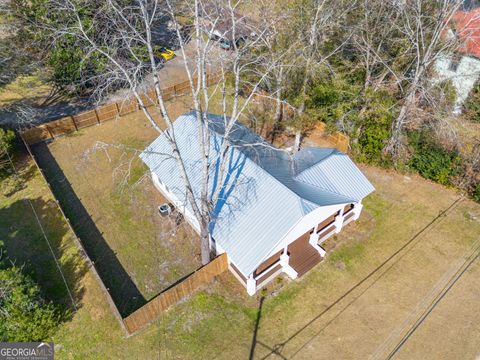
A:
355 90 395 165
473 183 480 203
305 77 396 166
356 118 391 165
0 128 16 173
0 265 59 341
306 79 357 129
408 131 460 185
464 82 480 122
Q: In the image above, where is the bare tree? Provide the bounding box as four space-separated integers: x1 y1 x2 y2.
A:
383 0 462 158
37 0 280 264
350 0 404 94
285 0 355 151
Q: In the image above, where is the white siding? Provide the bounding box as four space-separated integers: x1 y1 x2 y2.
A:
434 55 480 113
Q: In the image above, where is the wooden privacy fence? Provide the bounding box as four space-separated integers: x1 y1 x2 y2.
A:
19 136 128 334
21 126 228 337
20 72 223 145
325 132 349 153
16 135 229 337
123 253 228 335
313 122 350 153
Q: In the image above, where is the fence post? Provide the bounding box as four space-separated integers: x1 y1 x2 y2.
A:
70 116 78 131
45 125 54 140
94 109 101 124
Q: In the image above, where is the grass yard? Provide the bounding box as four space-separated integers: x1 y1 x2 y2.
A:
31 98 203 316
0 151 85 316
0 74 51 106
4 147 479 359
2 100 480 358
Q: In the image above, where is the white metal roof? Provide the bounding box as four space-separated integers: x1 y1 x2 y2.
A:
140 113 374 275
294 149 375 201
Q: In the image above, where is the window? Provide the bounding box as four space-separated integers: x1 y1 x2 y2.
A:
449 56 461 72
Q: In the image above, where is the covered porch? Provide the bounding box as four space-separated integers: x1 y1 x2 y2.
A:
228 202 364 295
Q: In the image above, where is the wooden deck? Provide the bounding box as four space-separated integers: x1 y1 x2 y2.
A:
288 231 322 277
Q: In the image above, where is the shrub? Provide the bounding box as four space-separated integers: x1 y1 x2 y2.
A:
0 265 59 341
305 78 395 166
408 131 460 185
473 183 480 203
354 90 395 166
464 82 480 122
306 80 357 129
0 128 16 173
356 119 390 165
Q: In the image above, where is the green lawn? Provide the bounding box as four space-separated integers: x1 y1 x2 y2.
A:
0 151 85 312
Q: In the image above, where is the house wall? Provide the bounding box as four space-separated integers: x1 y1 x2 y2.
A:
229 260 247 287
254 249 283 277
151 172 200 232
434 54 480 113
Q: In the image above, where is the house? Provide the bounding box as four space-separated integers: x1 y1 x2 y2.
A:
140 113 374 295
435 7 480 113
198 2 258 49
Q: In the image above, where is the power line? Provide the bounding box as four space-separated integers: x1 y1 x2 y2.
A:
5 147 77 310
259 196 463 359
386 245 480 359
370 237 480 359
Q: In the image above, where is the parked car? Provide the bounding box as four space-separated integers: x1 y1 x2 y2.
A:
212 35 246 50
154 47 175 62
219 38 233 50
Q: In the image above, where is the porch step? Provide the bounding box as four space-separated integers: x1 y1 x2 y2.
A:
288 231 324 277
294 252 322 277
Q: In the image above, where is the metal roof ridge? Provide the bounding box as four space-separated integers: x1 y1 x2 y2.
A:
293 148 343 177
294 176 357 203
205 116 312 215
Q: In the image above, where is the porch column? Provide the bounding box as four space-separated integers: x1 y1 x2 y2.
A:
246 275 256 296
309 224 320 246
309 225 327 257
353 201 363 220
334 207 345 234
280 249 298 279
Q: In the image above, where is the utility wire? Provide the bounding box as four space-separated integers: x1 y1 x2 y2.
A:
5 146 77 310
386 244 480 359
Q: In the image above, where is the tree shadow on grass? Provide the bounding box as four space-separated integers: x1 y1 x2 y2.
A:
32 143 147 317
0 152 38 197
0 196 88 318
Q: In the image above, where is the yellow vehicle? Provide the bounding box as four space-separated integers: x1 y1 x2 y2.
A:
155 46 175 62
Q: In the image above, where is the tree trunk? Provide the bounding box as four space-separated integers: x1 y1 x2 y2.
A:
294 131 302 152
384 90 415 158
270 68 284 142
294 101 306 153
200 223 211 265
